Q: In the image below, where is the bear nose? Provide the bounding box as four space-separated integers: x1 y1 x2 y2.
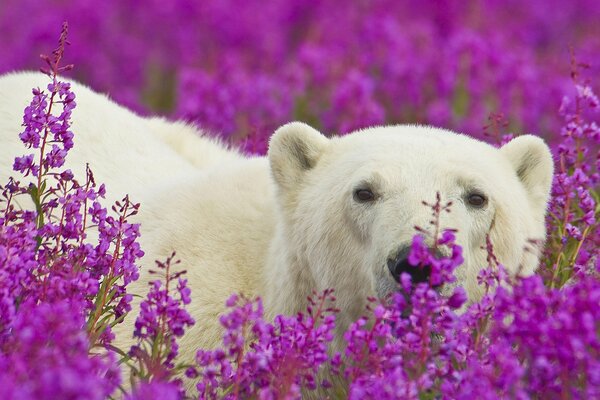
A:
387 255 431 284
387 246 441 285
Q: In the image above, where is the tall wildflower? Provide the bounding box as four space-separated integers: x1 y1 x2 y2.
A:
545 54 600 287
195 290 337 399
0 23 145 398
126 252 194 392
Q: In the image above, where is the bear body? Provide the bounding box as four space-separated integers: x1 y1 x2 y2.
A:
0 72 241 206
0 72 554 393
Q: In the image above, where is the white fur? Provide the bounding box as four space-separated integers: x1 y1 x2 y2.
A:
0 72 554 394
0 71 239 205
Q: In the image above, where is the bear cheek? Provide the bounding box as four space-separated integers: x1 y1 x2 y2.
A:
342 207 374 244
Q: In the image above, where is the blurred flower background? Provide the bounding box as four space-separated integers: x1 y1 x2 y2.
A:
2 0 599 150
1 1 600 398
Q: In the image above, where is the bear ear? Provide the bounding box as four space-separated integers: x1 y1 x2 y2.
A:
500 135 554 212
268 122 329 191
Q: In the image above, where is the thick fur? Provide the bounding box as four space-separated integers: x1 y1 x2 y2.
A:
0 72 239 206
0 72 554 393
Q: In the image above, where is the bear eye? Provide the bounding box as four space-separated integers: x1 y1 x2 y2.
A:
354 188 376 203
467 192 487 208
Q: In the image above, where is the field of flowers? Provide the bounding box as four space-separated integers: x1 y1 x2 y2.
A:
0 1 599 399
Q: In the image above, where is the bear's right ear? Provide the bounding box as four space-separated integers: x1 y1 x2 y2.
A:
268 122 329 192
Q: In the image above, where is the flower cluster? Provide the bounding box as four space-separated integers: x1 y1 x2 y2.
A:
544 55 600 287
195 290 337 399
1 1 600 143
127 252 194 388
0 23 148 398
452 273 600 399
1 3 600 399
0 300 120 399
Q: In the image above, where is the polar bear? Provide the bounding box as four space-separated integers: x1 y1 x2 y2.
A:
0 72 554 391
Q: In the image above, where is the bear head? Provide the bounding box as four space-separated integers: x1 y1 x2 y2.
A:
266 122 553 328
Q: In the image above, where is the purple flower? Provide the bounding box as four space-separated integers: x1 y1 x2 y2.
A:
195 290 337 399
12 154 37 176
0 23 150 398
125 381 180 400
0 4 600 398
0 300 119 400
127 253 194 392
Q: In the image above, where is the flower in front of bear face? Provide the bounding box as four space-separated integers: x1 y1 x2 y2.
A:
407 192 465 288
408 230 464 288
344 242 467 397
343 192 484 398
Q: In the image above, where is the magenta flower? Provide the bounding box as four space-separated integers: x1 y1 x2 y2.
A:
0 300 119 400
195 290 337 399
0 4 599 398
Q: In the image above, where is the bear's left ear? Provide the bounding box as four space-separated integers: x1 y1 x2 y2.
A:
500 135 554 212
268 122 329 192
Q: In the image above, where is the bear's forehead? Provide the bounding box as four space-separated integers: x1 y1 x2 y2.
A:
338 125 492 148
331 125 500 167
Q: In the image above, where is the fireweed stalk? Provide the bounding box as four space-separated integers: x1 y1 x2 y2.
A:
125 252 194 391
193 290 337 399
0 23 186 399
0 23 124 398
545 53 600 288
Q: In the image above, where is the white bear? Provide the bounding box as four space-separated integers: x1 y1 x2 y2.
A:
0 72 554 393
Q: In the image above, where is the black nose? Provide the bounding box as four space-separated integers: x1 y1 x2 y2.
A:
387 247 433 284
